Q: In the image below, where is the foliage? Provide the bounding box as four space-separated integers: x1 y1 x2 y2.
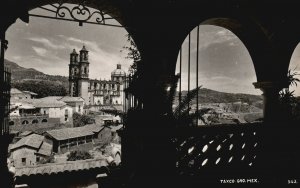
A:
39 154 55 164
67 150 92 161
12 80 67 98
166 74 211 127
122 34 141 74
279 68 300 121
73 112 94 127
177 89 262 105
5 59 69 93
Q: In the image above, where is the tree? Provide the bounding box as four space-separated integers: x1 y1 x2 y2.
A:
12 80 67 98
279 68 300 122
73 112 94 127
67 150 92 161
39 154 55 164
122 34 141 74
166 74 211 127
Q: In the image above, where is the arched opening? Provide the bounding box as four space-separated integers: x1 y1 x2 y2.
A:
175 24 263 126
9 121 14 126
173 22 263 175
41 119 48 123
284 43 300 121
3 3 137 185
22 120 29 125
32 119 38 124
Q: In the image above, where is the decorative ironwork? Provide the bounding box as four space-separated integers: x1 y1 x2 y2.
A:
29 2 123 27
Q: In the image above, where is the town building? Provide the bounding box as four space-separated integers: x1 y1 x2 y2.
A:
68 46 126 106
9 98 73 126
9 95 85 127
9 134 52 167
10 88 37 100
44 124 122 153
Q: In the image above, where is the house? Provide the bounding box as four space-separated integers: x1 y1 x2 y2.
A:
36 96 74 122
9 97 74 126
44 124 116 153
10 88 37 100
58 96 85 115
9 134 52 167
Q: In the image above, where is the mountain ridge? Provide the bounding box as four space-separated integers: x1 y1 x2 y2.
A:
5 59 263 105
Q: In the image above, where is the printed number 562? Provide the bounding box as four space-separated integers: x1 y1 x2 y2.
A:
288 179 298 184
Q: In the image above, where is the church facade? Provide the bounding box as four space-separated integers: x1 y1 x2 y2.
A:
68 46 126 106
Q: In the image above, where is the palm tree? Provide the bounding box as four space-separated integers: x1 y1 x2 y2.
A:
279 68 300 121
165 74 211 127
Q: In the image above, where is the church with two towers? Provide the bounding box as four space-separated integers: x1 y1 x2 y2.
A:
68 46 126 106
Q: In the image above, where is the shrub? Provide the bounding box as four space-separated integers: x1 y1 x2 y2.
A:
67 150 92 161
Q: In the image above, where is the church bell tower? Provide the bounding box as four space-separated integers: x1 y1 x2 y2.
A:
69 49 79 97
68 46 90 105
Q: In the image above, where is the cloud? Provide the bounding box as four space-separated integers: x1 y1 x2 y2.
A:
27 37 66 49
65 37 132 79
32 46 47 56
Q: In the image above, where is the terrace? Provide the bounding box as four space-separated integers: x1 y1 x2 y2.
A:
1 0 300 187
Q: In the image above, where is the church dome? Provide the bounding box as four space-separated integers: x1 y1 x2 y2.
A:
111 64 126 76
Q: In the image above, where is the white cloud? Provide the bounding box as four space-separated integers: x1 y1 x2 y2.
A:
32 46 47 56
28 37 66 49
65 37 132 79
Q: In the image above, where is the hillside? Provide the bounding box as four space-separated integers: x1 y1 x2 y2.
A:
4 59 69 96
176 88 263 106
4 59 263 105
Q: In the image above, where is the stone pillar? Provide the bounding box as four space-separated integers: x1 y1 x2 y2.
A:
253 81 290 177
0 32 13 188
253 81 289 123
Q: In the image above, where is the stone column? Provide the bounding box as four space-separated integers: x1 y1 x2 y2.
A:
253 81 289 176
0 33 12 188
253 81 289 123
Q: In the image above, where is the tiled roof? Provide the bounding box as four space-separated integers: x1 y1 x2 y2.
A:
99 105 116 111
15 158 109 177
23 91 38 96
10 98 67 108
45 124 104 141
10 134 44 151
11 88 23 94
19 131 34 137
18 103 35 109
113 105 123 112
37 142 52 156
59 96 84 102
110 125 123 132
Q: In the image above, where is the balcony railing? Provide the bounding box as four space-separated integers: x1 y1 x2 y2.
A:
173 123 262 180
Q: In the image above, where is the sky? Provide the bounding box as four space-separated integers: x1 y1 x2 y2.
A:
176 26 300 96
5 4 300 96
6 6 132 80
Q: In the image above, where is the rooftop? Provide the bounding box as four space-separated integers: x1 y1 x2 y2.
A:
22 91 38 96
15 158 108 177
58 96 84 103
45 124 104 141
36 142 52 156
11 97 67 108
19 131 34 137
111 124 123 132
11 88 23 94
10 134 44 151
